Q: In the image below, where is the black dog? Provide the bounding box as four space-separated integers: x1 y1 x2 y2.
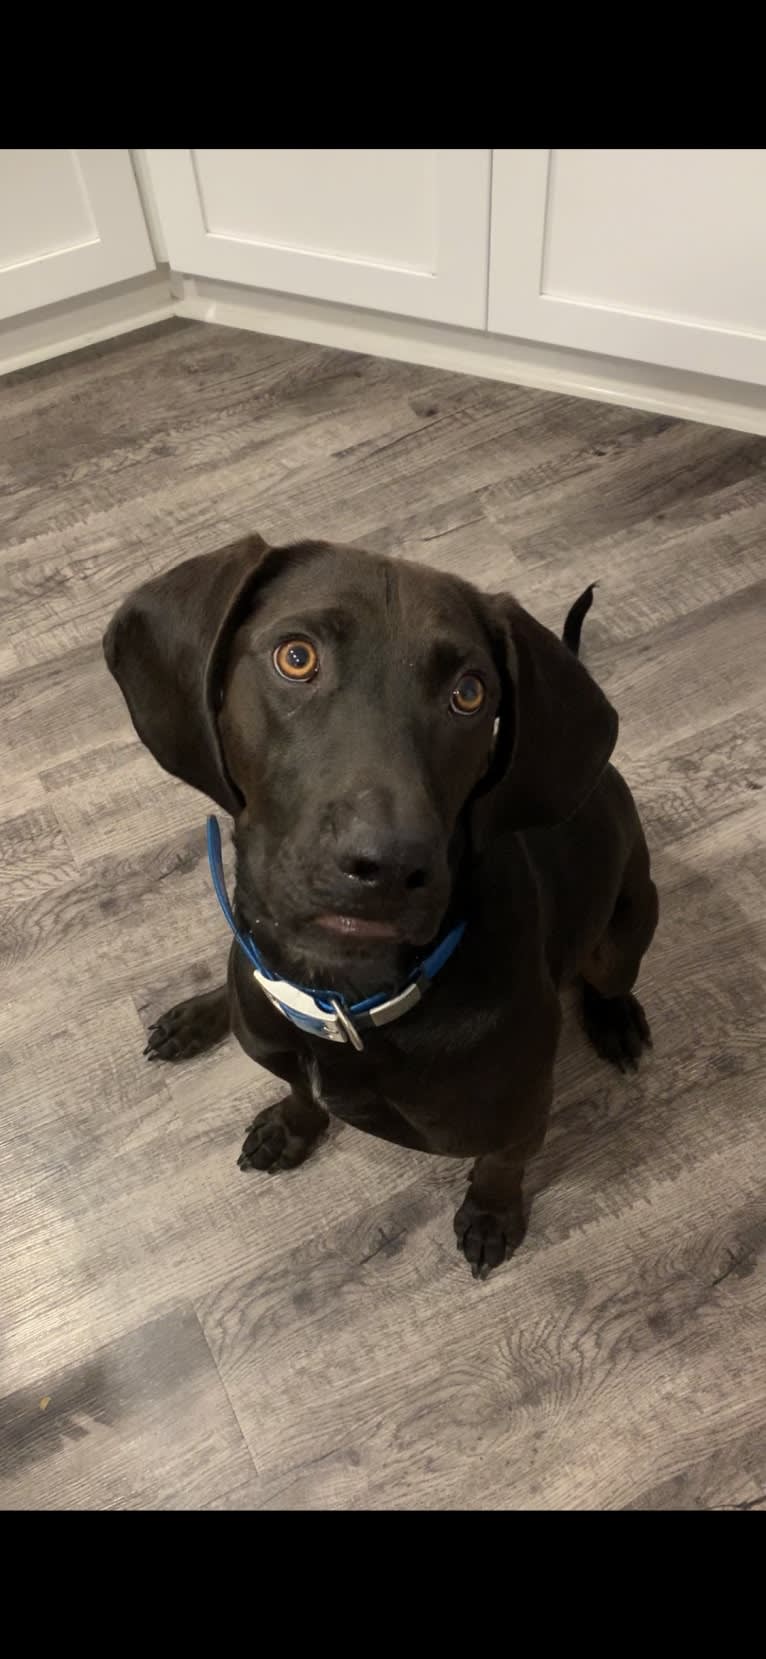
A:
104 536 658 1278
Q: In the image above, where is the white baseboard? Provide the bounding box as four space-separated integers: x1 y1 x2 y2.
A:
175 275 766 438
0 269 174 377
5 265 766 439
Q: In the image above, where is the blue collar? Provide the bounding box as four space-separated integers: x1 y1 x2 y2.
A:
206 815 466 1050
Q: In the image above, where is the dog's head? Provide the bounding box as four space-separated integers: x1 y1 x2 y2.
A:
104 535 616 989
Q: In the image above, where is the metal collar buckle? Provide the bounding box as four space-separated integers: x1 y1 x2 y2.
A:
329 998 365 1050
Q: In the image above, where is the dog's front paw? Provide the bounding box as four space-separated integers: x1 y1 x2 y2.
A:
238 1100 324 1174
144 988 229 1063
583 986 652 1074
453 1196 525 1281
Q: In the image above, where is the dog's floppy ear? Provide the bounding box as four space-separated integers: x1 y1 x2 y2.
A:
103 533 273 814
482 596 618 829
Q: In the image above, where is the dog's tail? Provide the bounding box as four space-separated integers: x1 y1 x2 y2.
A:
562 582 598 657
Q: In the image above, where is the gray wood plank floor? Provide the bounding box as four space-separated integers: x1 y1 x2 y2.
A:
1 319 764 1511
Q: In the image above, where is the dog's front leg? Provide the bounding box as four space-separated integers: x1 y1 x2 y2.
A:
453 1083 552 1280
237 1053 329 1175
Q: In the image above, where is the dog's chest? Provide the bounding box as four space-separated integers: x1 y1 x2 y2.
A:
306 1054 330 1112
302 1028 522 1158
304 1051 389 1123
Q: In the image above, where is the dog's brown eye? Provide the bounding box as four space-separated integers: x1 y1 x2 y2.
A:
451 673 486 716
273 638 319 681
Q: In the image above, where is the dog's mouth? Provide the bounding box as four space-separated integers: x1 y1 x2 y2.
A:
314 912 402 943
240 884 454 1001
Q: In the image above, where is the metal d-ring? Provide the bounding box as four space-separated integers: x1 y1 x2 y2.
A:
329 998 365 1051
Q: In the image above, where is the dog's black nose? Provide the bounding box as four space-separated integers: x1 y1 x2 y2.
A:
335 824 433 897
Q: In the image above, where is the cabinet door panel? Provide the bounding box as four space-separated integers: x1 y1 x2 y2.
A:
0 150 155 321
488 149 766 384
145 149 491 327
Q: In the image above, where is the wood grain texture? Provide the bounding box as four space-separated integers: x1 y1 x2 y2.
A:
0 1306 262 1511
0 318 764 1509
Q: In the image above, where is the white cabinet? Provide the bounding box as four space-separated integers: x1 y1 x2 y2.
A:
3 148 764 420
488 149 766 386
0 150 155 321
144 149 492 327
